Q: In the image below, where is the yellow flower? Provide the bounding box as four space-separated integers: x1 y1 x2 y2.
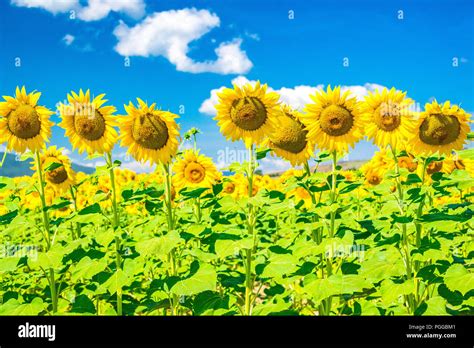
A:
58 89 118 155
173 150 220 189
214 81 280 147
301 86 364 154
0 86 54 153
361 87 417 149
31 146 76 192
267 105 314 166
119 98 180 165
408 100 471 155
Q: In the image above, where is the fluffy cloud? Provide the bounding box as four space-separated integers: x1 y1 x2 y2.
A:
11 0 145 21
199 76 387 115
113 8 252 74
62 34 75 46
11 0 79 13
77 0 145 21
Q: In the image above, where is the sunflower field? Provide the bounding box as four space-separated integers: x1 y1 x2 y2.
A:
0 84 473 316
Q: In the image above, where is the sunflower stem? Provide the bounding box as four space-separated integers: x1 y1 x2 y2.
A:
243 144 256 315
162 163 179 315
106 152 122 316
69 186 82 239
389 146 415 313
35 150 51 250
34 150 57 313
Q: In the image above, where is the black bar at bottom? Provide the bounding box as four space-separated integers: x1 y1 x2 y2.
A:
0 315 471 346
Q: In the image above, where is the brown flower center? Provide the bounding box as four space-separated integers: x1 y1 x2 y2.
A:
230 97 267 131
270 113 308 154
320 105 354 136
8 105 41 139
46 163 68 184
419 114 461 146
74 107 106 141
374 102 401 131
367 173 382 185
185 161 206 183
132 113 169 150
426 161 443 175
454 159 465 170
224 182 235 193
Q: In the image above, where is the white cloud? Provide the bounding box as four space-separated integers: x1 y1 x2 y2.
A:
11 0 145 21
121 160 155 173
11 0 79 13
77 0 145 21
62 34 75 46
258 157 292 173
245 31 260 41
199 77 387 116
113 8 252 74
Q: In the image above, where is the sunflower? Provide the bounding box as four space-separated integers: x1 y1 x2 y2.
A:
214 81 280 147
364 168 383 186
408 100 471 155
0 86 54 153
301 86 364 153
397 153 418 172
267 105 314 166
173 150 220 189
119 98 180 165
31 146 76 192
361 87 417 149
58 89 118 155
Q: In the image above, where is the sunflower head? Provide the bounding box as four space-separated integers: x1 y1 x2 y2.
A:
397 154 418 172
301 86 364 154
0 86 54 153
223 181 236 194
409 100 471 155
214 81 280 147
267 105 314 166
119 98 180 165
31 146 76 192
173 150 219 189
362 87 416 149
58 89 118 155
365 169 383 186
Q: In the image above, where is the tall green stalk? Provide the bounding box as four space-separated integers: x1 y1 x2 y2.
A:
34 150 57 313
322 151 338 315
243 144 257 315
106 152 122 316
389 146 415 313
162 163 179 315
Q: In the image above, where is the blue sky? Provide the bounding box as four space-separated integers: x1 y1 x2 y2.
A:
0 0 472 172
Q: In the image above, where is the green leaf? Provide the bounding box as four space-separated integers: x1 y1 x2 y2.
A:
44 161 63 172
78 203 101 215
215 238 253 259
304 274 371 303
444 264 474 296
378 279 414 305
360 246 405 283
171 263 217 296
98 269 131 295
71 256 108 282
423 296 448 315
179 187 209 198
71 294 96 314
262 254 299 279
339 183 361 195
0 257 19 273
135 230 182 258
256 148 271 160
0 298 46 315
